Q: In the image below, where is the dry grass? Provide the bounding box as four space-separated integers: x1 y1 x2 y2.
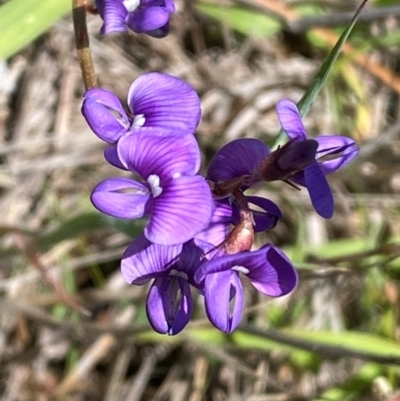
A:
1 1 400 400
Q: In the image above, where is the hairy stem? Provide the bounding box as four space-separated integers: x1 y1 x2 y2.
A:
72 0 98 90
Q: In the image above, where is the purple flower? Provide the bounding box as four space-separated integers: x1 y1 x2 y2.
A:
194 243 298 333
121 236 207 335
95 0 175 37
91 130 213 245
82 72 201 168
276 99 359 218
207 138 283 231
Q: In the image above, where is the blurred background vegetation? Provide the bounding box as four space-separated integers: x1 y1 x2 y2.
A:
1 0 400 400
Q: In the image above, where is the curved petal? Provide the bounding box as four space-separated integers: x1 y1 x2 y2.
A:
204 270 244 333
247 246 298 296
232 196 282 232
91 177 150 219
121 234 182 284
146 175 213 245
304 162 334 219
276 99 307 140
195 200 231 245
315 136 359 175
82 88 129 143
95 0 128 34
126 6 170 33
175 241 205 287
117 131 201 179
128 72 201 134
145 21 170 38
207 139 270 182
146 276 192 335
164 0 175 12
194 222 229 247
104 146 128 170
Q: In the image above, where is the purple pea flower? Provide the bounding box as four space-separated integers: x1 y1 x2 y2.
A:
121 236 206 335
82 72 201 168
207 138 283 231
276 99 359 218
91 130 213 245
95 0 175 38
194 242 298 333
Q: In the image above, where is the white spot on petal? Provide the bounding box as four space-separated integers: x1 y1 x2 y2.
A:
123 0 140 12
232 265 249 275
147 174 163 198
172 172 181 179
133 114 146 127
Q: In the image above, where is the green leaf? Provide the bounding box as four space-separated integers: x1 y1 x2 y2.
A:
0 0 70 60
196 3 281 38
283 329 400 358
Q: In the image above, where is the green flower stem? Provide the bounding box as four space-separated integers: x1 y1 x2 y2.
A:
72 0 98 90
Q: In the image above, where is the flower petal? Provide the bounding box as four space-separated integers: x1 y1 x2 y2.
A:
82 88 129 143
126 6 170 33
304 162 334 218
128 72 201 134
117 130 201 179
315 136 359 175
247 245 298 296
95 0 128 34
145 21 170 38
207 139 270 182
91 177 150 219
204 270 244 333
276 99 307 140
146 276 192 335
195 200 232 246
104 146 128 170
232 196 282 232
146 175 213 245
121 234 182 284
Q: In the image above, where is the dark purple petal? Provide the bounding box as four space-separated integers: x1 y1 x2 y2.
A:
127 72 201 134
204 270 244 333
95 0 128 34
276 99 307 140
91 177 150 219
121 234 182 284
304 162 334 218
315 136 359 175
247 245 298 296
276 139 317 171
146 175 213 245
117 131 201 180
145 21 170 38
104 146 128 170
231 196 282 232
207 139 270 182
126 6 170 33
146 276 192 335
175 241 205 287
195 245 297 298
82 88 129 143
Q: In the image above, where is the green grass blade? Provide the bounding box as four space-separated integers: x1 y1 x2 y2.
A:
0 0 70 60
296 0 369 118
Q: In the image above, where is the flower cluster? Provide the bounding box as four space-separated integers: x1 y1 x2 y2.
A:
82 72 358 335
